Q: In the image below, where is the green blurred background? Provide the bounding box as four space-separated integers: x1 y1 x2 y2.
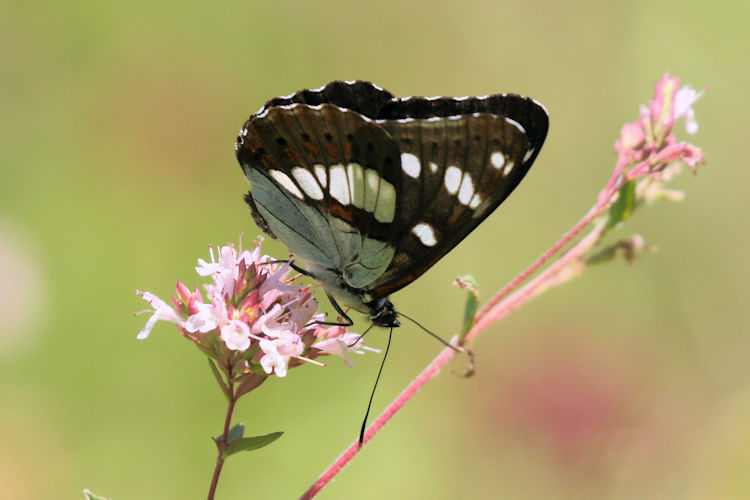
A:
2 0 749 498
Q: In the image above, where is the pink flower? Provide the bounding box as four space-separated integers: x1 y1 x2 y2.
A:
136 237 375 382
618 120 645 152
613 73 705 185
136 291 185 339
313 333 381 368
674 86 703 135
259 328 305 377
196 244 241 299
221 320 252 351
649 72 680 142
185 298 227 333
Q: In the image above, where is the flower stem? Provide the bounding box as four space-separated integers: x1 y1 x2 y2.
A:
300 180 624 499
207 375 237 500
299 341 459 500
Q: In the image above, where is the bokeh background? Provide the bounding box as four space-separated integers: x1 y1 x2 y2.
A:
2 0 749 498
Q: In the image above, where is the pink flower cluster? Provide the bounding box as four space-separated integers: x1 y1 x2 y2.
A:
592 73 706 210
615 73 705 179
136 238 377 379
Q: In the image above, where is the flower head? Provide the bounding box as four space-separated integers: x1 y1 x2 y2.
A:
136 237 375 383
614 73 706 183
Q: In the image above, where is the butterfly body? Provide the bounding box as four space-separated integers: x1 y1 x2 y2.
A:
235 81 548 328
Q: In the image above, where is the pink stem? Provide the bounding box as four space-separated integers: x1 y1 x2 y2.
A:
475 169 626 325
474 205 596 324
301 171 628 499
299 342 459 500
469 223 603 340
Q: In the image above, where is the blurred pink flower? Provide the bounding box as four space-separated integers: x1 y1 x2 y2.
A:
614 72 705 184
674 85 703 135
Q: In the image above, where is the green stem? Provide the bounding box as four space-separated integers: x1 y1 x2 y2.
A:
207 368 237 500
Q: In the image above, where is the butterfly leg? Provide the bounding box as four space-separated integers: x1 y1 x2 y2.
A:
310 294 355 327
258 258 316 276
260 259 355 327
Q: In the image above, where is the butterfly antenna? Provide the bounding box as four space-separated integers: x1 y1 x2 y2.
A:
397 311 462 354
359 327 393 448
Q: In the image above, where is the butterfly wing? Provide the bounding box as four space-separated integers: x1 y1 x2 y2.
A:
363 94 549 299
236 95 407 309
235 82 549 308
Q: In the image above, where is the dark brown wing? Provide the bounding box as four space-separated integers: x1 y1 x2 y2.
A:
363 94 549 299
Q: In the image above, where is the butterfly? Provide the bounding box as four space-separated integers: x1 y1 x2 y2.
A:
235 80 548 330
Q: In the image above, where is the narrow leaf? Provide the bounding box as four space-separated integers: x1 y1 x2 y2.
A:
606 180 636 230
453 275 479 345
223 432 284 458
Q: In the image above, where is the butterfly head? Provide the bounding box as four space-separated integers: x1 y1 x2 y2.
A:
366 297 400 328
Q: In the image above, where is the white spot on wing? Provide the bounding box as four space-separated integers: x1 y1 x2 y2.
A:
458 172 474 205
269 169 304 199
314 164 327 188
364 168 380 213
329 164 350 205
503 160 515 177
292 167 324 200
490 151 505 169
401 152 421 178
429 162 438 173
374 178 396 223
469 193 482 209
347 163 365 208
411 223 437 247
444 166 462 194
523 148 535 163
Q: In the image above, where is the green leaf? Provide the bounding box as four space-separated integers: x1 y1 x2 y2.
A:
606 180 636 231
83 489 110 500
222 432 284 458
227 423 244 444
453 275 479 345
208 359 231 402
